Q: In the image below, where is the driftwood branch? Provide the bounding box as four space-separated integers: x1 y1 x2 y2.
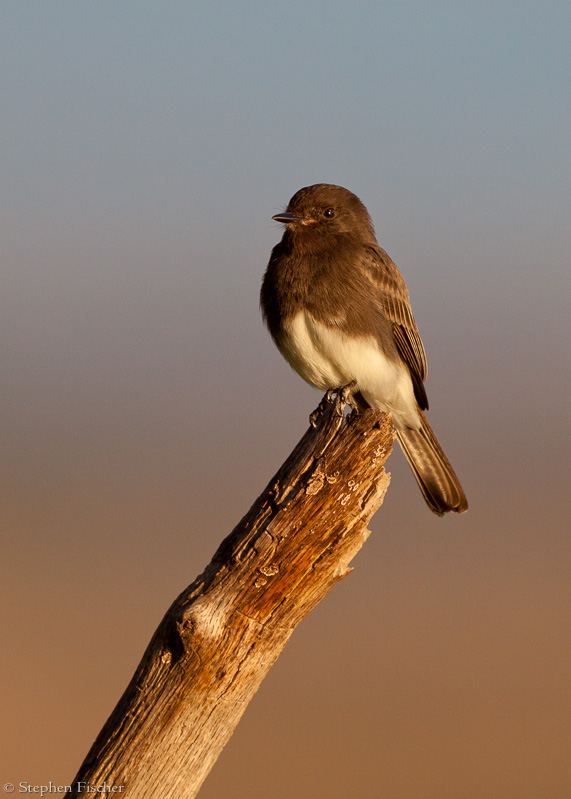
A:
66 399 394 798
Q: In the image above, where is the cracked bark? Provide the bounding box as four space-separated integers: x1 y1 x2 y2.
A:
65 398 394 798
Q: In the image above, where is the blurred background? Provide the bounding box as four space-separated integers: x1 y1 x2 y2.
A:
1 2 570 797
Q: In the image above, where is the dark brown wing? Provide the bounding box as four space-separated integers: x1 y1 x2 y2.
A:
363 245 429 410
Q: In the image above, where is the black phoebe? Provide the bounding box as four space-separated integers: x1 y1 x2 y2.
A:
261 184 468 515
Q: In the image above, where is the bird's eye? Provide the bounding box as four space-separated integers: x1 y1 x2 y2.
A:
323 208 336 219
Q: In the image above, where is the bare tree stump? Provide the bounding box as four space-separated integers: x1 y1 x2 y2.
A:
66 399 394 798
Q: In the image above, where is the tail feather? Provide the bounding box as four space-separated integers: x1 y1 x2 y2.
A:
396 409 468 516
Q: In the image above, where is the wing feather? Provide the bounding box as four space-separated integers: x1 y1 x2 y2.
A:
363 245 429 409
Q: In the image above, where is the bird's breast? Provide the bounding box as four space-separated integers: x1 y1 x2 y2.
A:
277 311 420 429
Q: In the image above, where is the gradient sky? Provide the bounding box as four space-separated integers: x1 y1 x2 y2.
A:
2 3 570 798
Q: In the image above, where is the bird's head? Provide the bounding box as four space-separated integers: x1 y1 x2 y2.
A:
272 184 376 242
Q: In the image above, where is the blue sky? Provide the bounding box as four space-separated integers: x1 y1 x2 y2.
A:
3 1 570 430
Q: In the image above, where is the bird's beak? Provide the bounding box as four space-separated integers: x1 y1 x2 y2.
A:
272 213 314 225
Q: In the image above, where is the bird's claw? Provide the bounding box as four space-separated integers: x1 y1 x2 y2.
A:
338 380 359 413
310 381 358 427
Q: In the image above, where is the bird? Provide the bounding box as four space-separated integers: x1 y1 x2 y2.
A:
260 183 467 516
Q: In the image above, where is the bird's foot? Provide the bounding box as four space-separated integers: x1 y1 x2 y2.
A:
310 381 358 428
337 380 359 413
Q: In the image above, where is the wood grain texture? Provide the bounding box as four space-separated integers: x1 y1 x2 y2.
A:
66 399 394 798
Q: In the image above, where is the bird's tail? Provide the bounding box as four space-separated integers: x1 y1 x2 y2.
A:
396 409 468 516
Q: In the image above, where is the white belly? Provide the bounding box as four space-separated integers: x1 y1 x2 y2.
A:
279 311 420 430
